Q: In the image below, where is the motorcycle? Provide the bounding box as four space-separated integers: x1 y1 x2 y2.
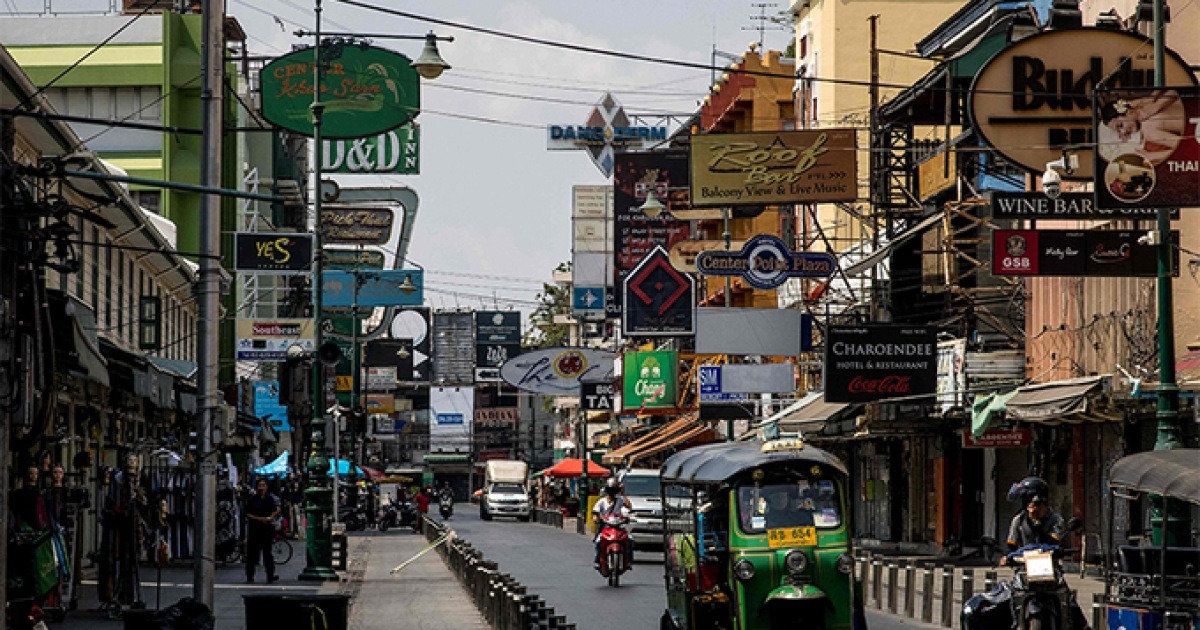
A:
963 545 1083 630
439 492 454 520
596 514 631 587
378 500 399 532
5 598 49 630
338 505 367 532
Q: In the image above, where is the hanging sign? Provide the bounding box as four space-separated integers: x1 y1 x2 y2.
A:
969 28 1196 179
612 151 692 315
1094 87 1200 208
322 125 420 174
547 93 668 177
622 246 695 337
990 192 1175 219
824 325 937 403
622 350 679 412
689 130 858 206
499 347 616 396
695 234 835 289
321 207 394 245
236 319 316 361
962 429 1031 449
321 269 424 307
259 44 420 139
992 229 1178 277
581 381 615 411
234 233 313 272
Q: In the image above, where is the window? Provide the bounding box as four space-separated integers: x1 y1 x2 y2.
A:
105 236 112 329
132 191 161 214
74 215 84 297
116 253 124 336
91 226 99 309
737 479 842 534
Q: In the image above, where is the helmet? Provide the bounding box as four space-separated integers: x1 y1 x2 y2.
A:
1007 476 1049 505
604 479 621 496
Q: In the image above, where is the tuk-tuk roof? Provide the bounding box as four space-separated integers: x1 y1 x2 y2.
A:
660 439 847 485
1109 449 1200 506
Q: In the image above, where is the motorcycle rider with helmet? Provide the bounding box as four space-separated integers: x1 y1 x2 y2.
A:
592 478 633 571
1000 476 1089 630
1001 476 1066 565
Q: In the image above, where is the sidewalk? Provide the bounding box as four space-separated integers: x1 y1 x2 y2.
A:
53 529 486 630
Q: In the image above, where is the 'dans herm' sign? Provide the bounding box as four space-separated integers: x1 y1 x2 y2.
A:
824 326 937 403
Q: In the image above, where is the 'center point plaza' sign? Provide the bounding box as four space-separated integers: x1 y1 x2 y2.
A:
547 93 668 178
695 234 835 290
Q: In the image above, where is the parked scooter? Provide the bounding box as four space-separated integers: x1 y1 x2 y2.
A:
377 499 399 532
338 505 367 532
595 514 631 587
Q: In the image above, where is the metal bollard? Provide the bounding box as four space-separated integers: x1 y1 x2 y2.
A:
922 565 935 624
905 563 916 618
1092 592 1105 630
983 570 997 593
941 567 955 628
872 558 884 608
887 562 899 614
961 568 974 607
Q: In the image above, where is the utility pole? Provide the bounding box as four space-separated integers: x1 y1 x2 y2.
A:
1150 0 1186 545
0 112 14 625
867 14 881 323
194 0 225 607
722 207 735 441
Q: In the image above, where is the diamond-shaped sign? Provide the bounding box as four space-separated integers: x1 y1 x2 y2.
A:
622 246 694 337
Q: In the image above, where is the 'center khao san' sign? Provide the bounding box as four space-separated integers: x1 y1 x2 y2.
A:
259 44 420 139
689 130 857 207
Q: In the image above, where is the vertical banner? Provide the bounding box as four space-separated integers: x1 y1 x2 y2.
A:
429 386 474 454
611 151 691 315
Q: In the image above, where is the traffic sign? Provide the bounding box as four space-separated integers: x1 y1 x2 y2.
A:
573 286 606 315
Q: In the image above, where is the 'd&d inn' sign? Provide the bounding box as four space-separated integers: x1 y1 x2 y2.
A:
259 45 420 139
689 130 857 206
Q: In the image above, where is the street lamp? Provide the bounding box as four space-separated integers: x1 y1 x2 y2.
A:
299 0 449 581
638 191 665 218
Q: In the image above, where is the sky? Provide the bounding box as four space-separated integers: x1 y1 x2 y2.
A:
226 0 795 313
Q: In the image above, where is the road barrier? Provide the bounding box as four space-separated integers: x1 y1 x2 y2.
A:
531 507 564 528
423 517 576 629
855 551 1107 630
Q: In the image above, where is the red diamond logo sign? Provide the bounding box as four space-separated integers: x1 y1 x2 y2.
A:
623 246 695 337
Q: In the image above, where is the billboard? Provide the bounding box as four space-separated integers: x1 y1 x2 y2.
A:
824 326 937 403
968 28 1196 179
321 125 419 174
234 233 312 272
992 229 1178 277
1094 87 1200 209
612 151 692 315
474 311 521 375
253 380 291 432
429 386 474 454
696 308 807 357
321 269 424 307
622 246 695 337
432 311 474 385
259 45 420 139
236 319 315 361
546 93 668 177
499 347 617 396
390 307 432 381
694 234 835 290
690 129 858 206
622 350 679 412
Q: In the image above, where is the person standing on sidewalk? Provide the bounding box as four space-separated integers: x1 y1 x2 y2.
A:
244 479 281 583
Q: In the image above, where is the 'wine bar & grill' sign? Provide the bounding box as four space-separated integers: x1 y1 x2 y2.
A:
824 326 937 403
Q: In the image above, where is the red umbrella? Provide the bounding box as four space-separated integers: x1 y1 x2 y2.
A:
360 466 385 481
543 458 610 479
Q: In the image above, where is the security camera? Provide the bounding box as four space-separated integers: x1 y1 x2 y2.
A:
1042 168 1062 199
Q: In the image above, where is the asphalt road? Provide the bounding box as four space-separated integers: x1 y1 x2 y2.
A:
435 507 941 630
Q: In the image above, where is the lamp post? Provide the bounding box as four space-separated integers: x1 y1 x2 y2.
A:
299 2 450 579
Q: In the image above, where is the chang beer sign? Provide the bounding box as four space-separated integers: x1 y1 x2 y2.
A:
622 350 678 412
322 125 420 174
259 44 420 138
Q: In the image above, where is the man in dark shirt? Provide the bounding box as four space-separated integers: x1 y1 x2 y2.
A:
244 479 280 583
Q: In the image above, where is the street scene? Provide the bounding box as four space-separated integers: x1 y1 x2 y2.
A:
0 0 1198 629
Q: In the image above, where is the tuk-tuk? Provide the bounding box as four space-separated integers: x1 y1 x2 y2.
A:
658 438 865 630
1104 449 1200 630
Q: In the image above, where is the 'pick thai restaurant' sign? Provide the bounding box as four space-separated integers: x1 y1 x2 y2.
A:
824 326 937 404
689 130 857 207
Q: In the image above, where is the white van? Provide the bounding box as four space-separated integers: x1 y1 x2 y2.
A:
481 460 531 521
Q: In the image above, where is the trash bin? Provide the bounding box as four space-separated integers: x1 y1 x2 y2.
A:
244 593 349 630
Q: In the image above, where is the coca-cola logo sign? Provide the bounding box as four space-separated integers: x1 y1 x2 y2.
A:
825 326 937 403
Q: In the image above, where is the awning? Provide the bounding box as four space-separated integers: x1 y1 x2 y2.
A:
601 416 717 466
844 212 943 278
424 453 470 464
1108 450 1200 505
970 389 1018 437
70 299 110 387
147 356 197 380
1005 375 1115 423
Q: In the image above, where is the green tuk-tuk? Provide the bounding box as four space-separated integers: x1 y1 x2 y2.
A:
659 438 865 630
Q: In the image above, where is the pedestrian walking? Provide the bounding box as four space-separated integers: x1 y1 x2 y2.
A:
244 479 281 583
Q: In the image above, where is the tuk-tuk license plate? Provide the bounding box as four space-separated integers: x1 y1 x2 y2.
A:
767 526 817 548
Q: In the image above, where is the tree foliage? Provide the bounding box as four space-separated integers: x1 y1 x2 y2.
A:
525 261 572 348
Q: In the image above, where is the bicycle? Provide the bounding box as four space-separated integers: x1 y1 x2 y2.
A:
222 532 293 566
